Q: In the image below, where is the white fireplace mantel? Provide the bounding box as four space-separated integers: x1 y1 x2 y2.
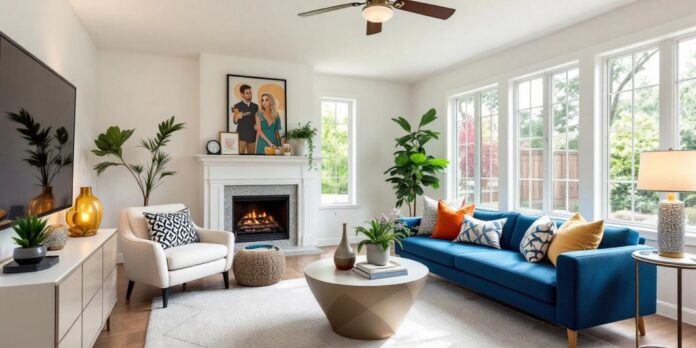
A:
197 155 320 246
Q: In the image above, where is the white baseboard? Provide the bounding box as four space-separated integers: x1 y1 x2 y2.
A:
656 300 696 325
117 252 123 264
315 236 365 247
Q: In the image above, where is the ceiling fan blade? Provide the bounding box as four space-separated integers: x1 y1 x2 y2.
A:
298 2 365 17
366 21 382 35
393 0 456 20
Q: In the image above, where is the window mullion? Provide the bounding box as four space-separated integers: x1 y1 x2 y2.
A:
543 73 552 213
474 93 482 205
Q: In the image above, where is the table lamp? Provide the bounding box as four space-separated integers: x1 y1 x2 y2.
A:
637 149 696 258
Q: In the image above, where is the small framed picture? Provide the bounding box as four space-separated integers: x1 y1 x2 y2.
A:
220 132 240 155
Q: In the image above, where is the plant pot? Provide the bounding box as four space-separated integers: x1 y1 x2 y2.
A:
366 244 390 266
13 245 47 265
290 138 307 156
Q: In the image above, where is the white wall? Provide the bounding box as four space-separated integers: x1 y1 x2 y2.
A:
96 51 200 228
0 0 98 260
314 74 411 245
411 0 696 323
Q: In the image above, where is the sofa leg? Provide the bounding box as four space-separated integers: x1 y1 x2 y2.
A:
182 283 187 292
162 288 170 308
223 271 230 289
126 280 135 300
567 329 577 348
638 316 646 336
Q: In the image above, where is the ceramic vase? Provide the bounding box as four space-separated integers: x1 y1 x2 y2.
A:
27 186 54 216
290 139 307 156
13 245 47 265
44 224 69 250
334 223 356 270
366 244 390 266
66 187 103 237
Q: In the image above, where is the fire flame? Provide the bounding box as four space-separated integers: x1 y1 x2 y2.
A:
239 210 276 225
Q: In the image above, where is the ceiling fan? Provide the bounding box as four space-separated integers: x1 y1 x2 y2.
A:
298 0 455 36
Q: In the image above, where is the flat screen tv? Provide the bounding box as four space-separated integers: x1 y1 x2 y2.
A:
0 31 76 229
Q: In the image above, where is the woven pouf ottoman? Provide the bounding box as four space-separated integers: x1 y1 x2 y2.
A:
233 244 286 287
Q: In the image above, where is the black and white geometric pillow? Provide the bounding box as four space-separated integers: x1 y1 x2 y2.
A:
143 208 199 249
519 215 557 262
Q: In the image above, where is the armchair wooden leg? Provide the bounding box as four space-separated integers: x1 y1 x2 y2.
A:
106 317 111 331
567 329 577 348
126 280 135 300
223 271 230 289
638 316 646 336
182 283 187 292
162 287 170 308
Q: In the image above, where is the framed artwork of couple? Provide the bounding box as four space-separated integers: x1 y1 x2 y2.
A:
227 74 287 155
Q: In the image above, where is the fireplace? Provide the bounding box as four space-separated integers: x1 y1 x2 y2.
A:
232 195 290 243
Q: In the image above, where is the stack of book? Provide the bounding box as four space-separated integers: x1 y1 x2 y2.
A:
352 261 408 279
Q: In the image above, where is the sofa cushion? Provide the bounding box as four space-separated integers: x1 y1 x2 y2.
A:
455 215 507 249
599 226 640 248
454 249 557 303
164 243 228 271
472 210 520 250
400 236 493 267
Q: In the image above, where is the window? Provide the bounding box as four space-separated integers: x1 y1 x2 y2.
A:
453 88 499 207
516 66 579 214
606 48 660 224
677 37 696 228
551 69 580 213
320 98 355 205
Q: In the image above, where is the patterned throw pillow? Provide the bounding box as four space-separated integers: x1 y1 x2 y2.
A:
454 215 507 249
417 196 439 235
519 215 557 262
143 208 199 249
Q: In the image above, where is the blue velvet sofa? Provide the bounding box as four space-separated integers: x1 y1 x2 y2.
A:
396 209 657 347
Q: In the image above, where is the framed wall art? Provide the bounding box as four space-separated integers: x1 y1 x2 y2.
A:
227 74 287 155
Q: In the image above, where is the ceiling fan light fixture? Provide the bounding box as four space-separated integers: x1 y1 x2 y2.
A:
362 3 393 23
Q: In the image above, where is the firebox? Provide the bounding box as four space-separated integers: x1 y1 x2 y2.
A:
232 195 290 243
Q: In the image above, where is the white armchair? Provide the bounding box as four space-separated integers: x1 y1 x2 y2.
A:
118 203 234 308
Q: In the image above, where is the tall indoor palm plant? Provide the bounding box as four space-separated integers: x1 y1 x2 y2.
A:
385 108 448 216
92 116 184 206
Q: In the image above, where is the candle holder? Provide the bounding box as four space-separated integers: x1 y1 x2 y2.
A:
66 187 103 237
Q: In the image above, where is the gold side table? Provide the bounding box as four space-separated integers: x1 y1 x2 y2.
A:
632 250 696 348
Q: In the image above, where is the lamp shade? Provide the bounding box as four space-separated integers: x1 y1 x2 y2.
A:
637 150 696 192
362 3 393 23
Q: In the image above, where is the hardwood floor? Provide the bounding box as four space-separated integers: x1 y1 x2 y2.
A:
95 246 696 347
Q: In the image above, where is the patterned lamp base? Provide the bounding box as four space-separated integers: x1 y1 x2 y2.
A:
658 199 685 258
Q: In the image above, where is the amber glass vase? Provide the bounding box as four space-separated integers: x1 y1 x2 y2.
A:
66 187 103 237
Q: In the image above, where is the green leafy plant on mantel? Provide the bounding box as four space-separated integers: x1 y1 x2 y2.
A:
92 116 185 206
286 121 318 169
355 210 409 253
385 108 449 217
12 215 48 248
7 108 73 188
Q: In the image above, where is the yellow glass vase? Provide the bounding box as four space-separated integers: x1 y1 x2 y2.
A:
66 187 103 237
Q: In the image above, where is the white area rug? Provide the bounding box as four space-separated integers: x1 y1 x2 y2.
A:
146 276 614 347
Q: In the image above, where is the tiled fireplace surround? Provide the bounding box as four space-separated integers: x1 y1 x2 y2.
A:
198 155 321 255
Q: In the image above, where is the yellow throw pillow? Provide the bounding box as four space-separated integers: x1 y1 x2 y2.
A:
547 213 604 266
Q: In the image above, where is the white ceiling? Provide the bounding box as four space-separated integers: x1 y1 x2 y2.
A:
67 0 635 82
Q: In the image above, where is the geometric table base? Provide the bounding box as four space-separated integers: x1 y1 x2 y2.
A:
306 275 427 340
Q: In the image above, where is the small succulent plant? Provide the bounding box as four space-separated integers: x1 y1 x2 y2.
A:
12 215 48 248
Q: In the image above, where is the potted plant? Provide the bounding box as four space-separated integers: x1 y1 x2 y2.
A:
12 215 49 265
92 116 185 206
355 210 409 266
286 122 317 169
385 108 448 216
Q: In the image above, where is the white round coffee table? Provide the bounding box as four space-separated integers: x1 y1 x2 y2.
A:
304 256 428 340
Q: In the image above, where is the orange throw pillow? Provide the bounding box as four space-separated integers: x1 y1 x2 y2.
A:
431 201 475 240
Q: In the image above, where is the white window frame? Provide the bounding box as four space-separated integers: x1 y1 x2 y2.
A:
448 86 500 208
513 64 580 216
319 97 357 207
